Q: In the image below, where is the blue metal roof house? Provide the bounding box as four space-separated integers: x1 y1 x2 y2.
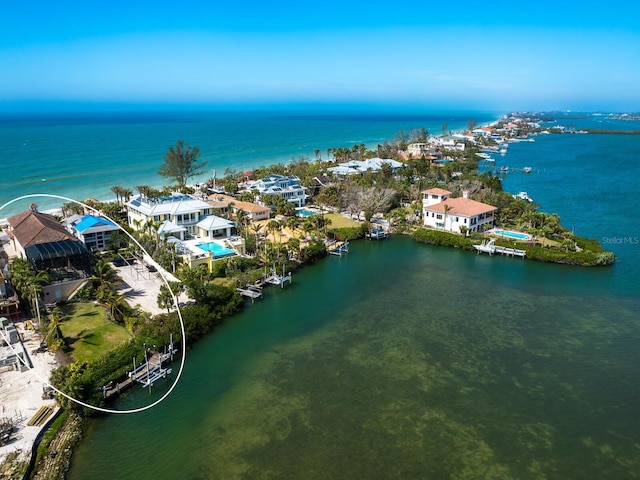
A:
67 214 120 252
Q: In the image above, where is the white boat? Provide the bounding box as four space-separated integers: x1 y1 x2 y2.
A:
476 152 491 159
473 238 496 254
500 166 509 173
522 167 532 173
512 191 533 202
486 157 496 163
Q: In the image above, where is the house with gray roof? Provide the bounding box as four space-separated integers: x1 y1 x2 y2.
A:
126 194 235 240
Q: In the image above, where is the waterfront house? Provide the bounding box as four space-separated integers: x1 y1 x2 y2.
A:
422 191 497 234
247 175 308 207
422 188 452 207
327 158 404 176
6 209 91 301
65 214 120 252
207 194 272 222
126 194 235 240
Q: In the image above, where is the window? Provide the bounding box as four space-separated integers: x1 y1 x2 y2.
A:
436 214 443 220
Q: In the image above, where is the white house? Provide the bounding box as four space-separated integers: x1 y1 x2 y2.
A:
423 191 497 234
327 158 404 176
66 214 120 252
422 188 452 207
248 175 308 207
406 143 438 157
126 194 235 240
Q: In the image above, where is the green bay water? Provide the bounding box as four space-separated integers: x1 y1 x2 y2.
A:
68 235 640 479
0 108 628 477
61 112 640 479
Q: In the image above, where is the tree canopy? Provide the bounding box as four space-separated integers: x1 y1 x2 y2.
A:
158 140 208 188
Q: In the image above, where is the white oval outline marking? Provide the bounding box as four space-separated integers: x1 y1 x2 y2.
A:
1 194 186 414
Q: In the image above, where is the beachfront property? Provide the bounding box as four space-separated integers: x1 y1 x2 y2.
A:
64 214 120 252
422 191 497 234
246 174 308 207
207 194 272 222
125 194 235 241
327 157 404 176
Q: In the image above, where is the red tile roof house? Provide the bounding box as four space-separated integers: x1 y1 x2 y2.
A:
422 189 497 234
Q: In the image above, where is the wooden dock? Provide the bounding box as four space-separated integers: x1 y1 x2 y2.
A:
103 351 173 400
473 238 526 258
236 284 263 302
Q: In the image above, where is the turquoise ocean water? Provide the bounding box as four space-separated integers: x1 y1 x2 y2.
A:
0 109 496 217
4 109 639 478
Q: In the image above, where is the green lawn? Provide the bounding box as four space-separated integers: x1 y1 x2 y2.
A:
59 302 132 364
325 213 362 229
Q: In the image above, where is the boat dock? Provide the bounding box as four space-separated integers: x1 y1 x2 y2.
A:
103 349 174 399
366 228 388 240
264 270 292 288
327 240 349 256
473 238 526 258
236 284 263 302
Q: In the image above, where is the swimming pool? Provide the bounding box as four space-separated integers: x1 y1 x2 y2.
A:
492 229 532 241
196 241 235 257
297 208 317 217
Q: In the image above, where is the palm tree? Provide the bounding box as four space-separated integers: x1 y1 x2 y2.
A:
157 284 175 313
10 261 50 328
101 288 126 323
286 237 300 260
251 223 262 246
91 260 119 290
266 220 280 243
443 204 452 231
111 185 123 205
45 307 65 351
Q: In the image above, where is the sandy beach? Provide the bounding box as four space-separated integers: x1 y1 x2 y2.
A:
0 322 59 467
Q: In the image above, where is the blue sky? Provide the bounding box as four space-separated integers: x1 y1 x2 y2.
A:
1 0 639 112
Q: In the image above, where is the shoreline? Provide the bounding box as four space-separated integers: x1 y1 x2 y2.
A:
0 109 504 219
0 110 618 476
